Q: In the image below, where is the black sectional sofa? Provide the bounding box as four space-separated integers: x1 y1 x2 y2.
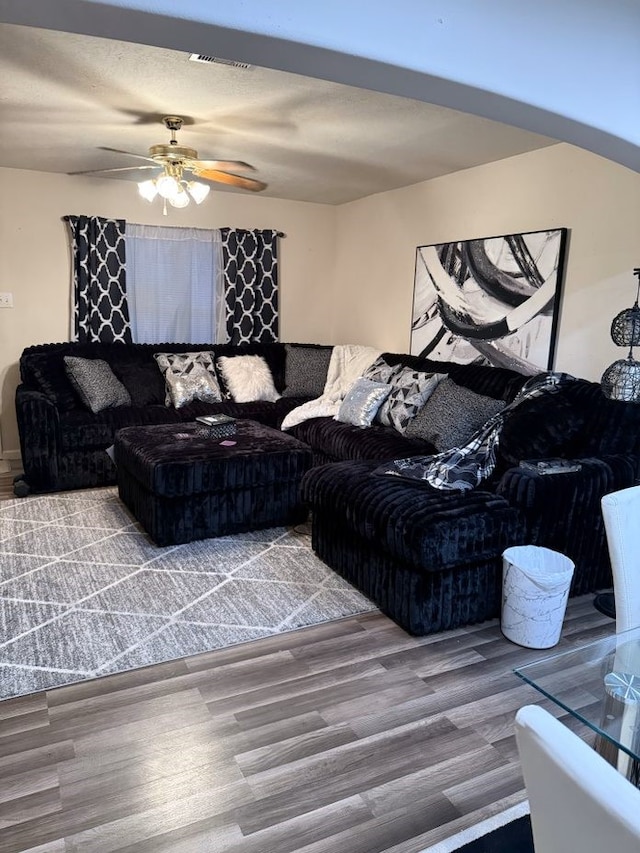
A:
14 340 640 635
15 341 312 495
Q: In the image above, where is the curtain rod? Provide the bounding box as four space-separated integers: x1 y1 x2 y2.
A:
62 216 286 238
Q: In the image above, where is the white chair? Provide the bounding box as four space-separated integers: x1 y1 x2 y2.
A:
515 704 640 853
601 484 640 633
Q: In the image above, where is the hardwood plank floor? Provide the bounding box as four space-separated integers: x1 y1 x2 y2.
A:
0 579 612 853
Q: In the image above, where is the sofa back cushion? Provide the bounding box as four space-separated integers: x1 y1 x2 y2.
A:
21 342 171 410
377 352 527 402
24 351 81 411
561 379 640 456
110 358 166 406
20 341 289 409
497 387 585 466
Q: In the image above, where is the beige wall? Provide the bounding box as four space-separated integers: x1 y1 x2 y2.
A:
332 143 640 382
0 167 336 457
3 143 639 462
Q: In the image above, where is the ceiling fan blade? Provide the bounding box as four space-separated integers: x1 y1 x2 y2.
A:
192 168 267 192
67 165 159 176
98 146 158 164
192 159 256 173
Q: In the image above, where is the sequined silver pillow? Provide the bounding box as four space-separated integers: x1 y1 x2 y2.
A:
165 364 223 409
335 378 391 427
154 351 222 407
63 356 131 414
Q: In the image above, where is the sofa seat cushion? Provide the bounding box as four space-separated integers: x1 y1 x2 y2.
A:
302 460 523 572
59 397 311 451
172 397 308 429
289 417 428 463
60 406 183 451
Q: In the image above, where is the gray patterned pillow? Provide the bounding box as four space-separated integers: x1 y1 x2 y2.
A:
282 345 333 398
362 355 401 386
335 378 391 427
64 357 131 414
154 351 222 407
406 377 506 450
378 367 447 433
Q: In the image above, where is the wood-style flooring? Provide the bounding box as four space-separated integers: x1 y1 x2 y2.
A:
0 570 612 853
0 468 17 501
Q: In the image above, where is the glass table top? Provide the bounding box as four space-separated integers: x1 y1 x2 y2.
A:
514 626 640 763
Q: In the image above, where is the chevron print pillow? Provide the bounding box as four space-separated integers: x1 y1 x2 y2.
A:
379 367 448 433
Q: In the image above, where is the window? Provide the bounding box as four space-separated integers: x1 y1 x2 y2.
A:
125 224 226 344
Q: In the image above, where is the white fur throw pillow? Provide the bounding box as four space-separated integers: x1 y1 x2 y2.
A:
217 355 281 403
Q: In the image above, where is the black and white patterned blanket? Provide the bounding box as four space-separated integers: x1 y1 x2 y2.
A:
376 372 576 491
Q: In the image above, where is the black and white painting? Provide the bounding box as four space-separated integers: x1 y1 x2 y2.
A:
410 228 568 373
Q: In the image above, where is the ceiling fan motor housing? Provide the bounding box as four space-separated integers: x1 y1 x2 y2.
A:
148 143 198 163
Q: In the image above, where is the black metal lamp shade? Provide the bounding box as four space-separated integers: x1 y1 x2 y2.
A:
601 354 640 403
611 305 640 347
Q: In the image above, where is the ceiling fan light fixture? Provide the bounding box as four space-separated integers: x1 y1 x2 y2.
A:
169 185 190 208
187 181 210 204
156 173 180 200
138 179 158 202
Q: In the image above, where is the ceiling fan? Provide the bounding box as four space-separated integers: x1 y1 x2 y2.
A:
69 116 266 209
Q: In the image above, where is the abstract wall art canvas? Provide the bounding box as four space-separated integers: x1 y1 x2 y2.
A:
410 228 568 373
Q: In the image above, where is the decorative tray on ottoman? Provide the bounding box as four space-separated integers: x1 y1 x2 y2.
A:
195 414 237 439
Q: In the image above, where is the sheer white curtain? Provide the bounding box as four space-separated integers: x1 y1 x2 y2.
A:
125 223 226 344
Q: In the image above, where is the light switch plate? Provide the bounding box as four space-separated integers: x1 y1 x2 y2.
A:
0 293 13 308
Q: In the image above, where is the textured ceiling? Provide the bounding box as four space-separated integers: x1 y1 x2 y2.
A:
0 23 559 205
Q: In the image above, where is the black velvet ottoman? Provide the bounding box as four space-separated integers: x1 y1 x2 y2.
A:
302 460 526 635
115 420 313 546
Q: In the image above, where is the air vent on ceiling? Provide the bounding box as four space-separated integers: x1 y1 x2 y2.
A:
189 54 251 69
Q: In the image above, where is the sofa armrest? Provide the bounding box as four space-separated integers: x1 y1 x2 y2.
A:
15 385 62 492
496 455 640 594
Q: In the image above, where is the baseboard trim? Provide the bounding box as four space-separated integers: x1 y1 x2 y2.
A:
0 450 22 474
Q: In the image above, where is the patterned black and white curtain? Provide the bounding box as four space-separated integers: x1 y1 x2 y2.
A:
65 215 132 343
221 228 279 344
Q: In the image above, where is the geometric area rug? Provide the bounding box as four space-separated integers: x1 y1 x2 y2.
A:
0 486 375 701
